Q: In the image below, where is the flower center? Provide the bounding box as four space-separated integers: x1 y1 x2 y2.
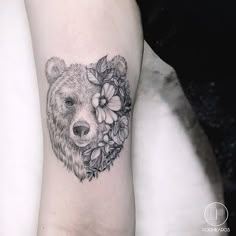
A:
99 96 108 108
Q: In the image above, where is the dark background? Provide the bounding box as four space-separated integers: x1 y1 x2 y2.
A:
137 0 236 234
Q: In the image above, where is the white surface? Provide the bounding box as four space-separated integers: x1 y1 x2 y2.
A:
0 1 224 236
0 1 42 236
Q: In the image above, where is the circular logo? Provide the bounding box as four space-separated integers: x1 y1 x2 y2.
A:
204 202 228 227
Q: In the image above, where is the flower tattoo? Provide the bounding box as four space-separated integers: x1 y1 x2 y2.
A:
92 83 122 124
111 116 129 145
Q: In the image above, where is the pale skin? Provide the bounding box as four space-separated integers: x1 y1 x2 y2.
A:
25 0 143 235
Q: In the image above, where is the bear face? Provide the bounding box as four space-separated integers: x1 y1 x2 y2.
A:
47 63 100 148
46 56 131 181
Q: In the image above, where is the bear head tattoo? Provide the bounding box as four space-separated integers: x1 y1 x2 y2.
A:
46 55 131 181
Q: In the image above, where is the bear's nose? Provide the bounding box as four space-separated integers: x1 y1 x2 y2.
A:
73 121 90 137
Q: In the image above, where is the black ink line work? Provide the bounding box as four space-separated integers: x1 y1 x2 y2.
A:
45 55 131 181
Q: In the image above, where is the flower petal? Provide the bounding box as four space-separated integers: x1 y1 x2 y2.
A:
103 135 109 142
105 144 110 154
123 127 129 139
112 131 122 145
109 140 114 145
119 130 125 143
102 83 115 100
92 93 100 108
119 88 125 97
113 122 119 136
105 108 117 124
113 78 119 86
91 148 101 160
107 96 121 111
98 142 105 147
102 124 110 134
83 148 92 156
110 110 118 121
104 111 113 124
120 116 129 126
105 124 110 132
96 107 106 123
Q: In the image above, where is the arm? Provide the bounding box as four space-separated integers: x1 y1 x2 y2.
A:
25 0 143 235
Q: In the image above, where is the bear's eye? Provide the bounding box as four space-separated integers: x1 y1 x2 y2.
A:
65 97 75 107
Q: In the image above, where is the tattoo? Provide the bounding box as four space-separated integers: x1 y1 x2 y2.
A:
45 55 131 181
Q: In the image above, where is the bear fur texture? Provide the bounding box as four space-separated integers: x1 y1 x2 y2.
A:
46 55 131 181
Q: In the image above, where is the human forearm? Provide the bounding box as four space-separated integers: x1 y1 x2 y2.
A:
25 0 143 235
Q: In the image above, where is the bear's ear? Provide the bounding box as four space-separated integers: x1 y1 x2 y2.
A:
45 57 66 84
111 55 127 77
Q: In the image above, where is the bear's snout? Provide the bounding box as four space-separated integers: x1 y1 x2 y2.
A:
73 121 90 137
71 119 96 148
